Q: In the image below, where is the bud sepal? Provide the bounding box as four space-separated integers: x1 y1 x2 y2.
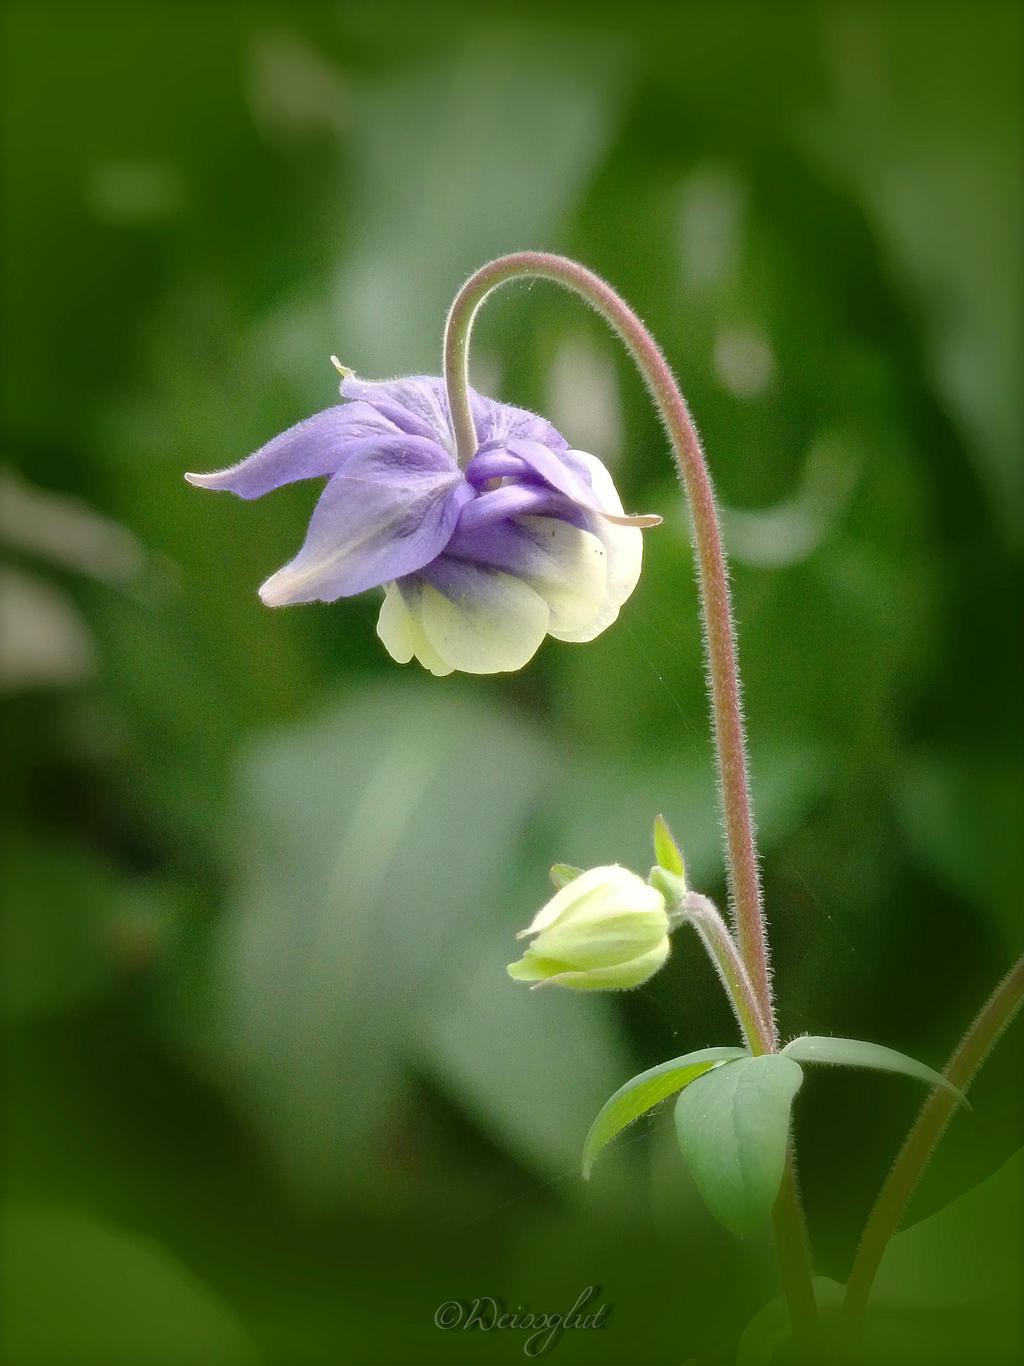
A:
649 866 686 918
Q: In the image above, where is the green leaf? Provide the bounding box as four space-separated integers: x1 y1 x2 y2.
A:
0 833 119 1024
674 1054 804 1236
874 1147 1023 1308
736 1279 845 1366
1 1206 260 1366
582 1046 748 1179
217 684 557 1202
781 1036 969 1107
652 814 685 879
549 863 583 889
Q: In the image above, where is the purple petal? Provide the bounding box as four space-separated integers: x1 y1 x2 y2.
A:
463 451 533 487
444 506 600 584
471 396 569 453
340 375 455 451
445 518 558 576
185 403 403 500
258 436 469 605
452 484 571 537
491 440 661 528
339 374 570 459
491 439 596 502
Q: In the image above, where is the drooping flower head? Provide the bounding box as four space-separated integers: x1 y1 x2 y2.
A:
187 373 659 675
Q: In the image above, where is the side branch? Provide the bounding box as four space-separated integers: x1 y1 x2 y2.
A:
843 954 1024 1318
680 891 771 1050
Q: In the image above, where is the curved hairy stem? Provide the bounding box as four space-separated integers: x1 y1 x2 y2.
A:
679 891 771 1048
444 254 818 1337
444 252 774 1043
843 954 1024 1319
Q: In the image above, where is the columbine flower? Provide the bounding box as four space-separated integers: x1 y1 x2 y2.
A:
507 865 671 990
186 373 659 675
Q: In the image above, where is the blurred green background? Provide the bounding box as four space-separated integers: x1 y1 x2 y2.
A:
2 3 1021 1363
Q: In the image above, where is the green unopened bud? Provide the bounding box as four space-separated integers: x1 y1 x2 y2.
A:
507 865 671 991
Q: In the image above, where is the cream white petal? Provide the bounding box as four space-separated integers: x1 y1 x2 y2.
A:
533 939 670 991
547 450 643 643
376 582 453 676
376 583 416 664
520 865 644 937
520 875 587 938
512 516 608 636
532 907 669 967
417 563 550 675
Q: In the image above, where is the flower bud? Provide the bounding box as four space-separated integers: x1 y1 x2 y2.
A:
507 865 670 991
